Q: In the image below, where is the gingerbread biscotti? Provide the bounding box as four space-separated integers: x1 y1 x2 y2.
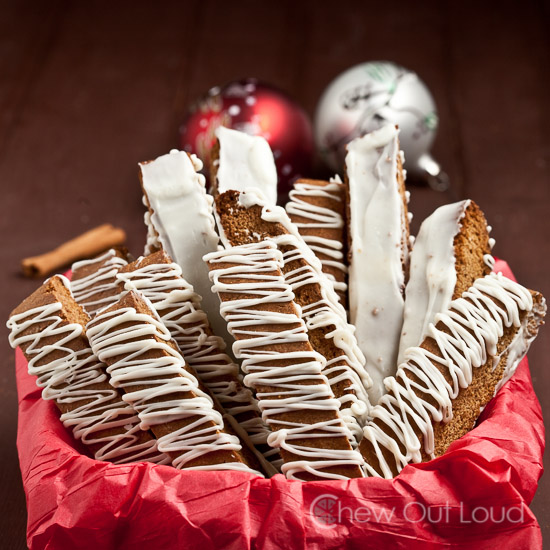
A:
7 276 169 465
285 177 348 307
206 240 365 480
116 250 280 470
360 273 546 478
214 189 372 443
139 149 230 344
345 123 412 404
397 200 493 365
86 290 263 474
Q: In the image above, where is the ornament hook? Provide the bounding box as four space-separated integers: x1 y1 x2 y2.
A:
416 154 449 192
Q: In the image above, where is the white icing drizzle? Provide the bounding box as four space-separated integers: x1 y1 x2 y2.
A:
484 226 496 270
71 249 127 316
215 126 278 205
345 124 410 404
362 272 537 478
205 241 366 480
7 276 169 465
492 301 541 394
285 179 347 294
225 190 372 441
140 150 230 345
116 259 280 466
86 292 262 475
397 200 471 365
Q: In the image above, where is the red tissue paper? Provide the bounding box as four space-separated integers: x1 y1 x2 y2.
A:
14 260 544 550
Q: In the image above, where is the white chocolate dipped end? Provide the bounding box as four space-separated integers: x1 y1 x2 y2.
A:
86 290 263 475
398 200 495 366
361 273 545 478
398 201 469 364
139 150 229 344
215 126 278 205
7 275 169 465
346 124 411 404
206 241 365 480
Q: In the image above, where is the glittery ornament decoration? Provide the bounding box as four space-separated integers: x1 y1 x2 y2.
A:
314 61 448 190
179 78 314 201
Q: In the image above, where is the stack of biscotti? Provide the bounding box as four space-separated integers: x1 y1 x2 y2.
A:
8 276 170 465
214 189 372 446
204 127 545 480
8 275 264 476
8 124 547 483
73 245 276 473
211 129 373 442
205 240 365 480
360 273 546 477
208 125 545 475
116 250 281 472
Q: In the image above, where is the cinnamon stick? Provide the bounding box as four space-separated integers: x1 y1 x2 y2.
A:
21 224 126 277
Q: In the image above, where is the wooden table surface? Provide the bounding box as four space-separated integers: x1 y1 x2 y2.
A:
1 0 549 547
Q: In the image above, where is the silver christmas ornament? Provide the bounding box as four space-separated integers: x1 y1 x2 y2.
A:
314 61 448 190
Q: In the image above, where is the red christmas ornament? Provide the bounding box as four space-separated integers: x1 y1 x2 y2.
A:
179 78 313 201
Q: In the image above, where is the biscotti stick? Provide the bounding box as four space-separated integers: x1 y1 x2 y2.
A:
7 276 169 465
286 177 348 307
397 200 493 365
206 241 365 480
345 124 412 404
116 250 281 471
86 290 262 475
359 273 546 478
21 224 126 277
71 247 131 317
215 189 371 444
210 126 278 204
139 150 230 345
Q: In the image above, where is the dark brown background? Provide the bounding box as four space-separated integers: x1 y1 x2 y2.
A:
1 0 549 548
